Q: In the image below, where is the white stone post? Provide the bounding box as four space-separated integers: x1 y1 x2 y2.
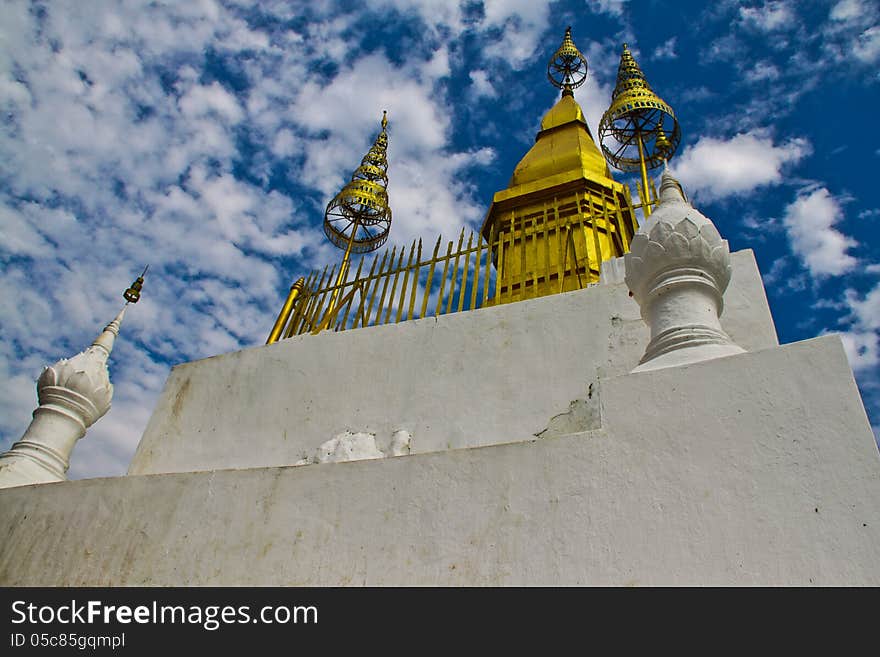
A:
0 308 125 489
624 171 744 373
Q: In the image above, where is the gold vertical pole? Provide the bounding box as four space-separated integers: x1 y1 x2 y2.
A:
267 277 306 344
323 218 360 329
636 130 652 218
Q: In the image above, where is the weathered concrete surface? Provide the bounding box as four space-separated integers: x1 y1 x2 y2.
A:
129 249 777 476
2 335 876 586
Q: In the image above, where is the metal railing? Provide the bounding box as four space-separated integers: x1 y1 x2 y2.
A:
270 186 645 340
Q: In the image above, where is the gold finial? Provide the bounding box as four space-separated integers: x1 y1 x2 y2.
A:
547 26 588 97
323 111 392 254
598 44 681 173
655 127 672 161
123 265 148 304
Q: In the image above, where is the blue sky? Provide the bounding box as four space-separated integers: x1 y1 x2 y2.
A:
1 0 878 479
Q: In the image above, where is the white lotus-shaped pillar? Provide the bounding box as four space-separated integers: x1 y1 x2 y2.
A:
625 171 744 372
0 307 125 489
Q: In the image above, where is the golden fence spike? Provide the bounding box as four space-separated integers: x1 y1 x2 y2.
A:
375 245 397 325
309 263 337 333
353 251 380 329
396 239 417 323
299 266 329 335
436 238 454 316
339 253 365 331
471 229 483 311
364 247 391 327
446 227 466 315
421 235 442 319
407 239 422 321
458 230 474 312
384 246 406 324
297 270 322 335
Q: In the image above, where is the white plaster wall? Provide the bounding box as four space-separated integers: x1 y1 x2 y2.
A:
129 249 777 476
2 335 876 586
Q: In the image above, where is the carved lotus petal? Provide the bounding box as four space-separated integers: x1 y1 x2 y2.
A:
66 370 99 396
643 240 666 263
709 246 731 288
648 220 675 244
710 244 728 267
37 365 59 388
624 254 644 285
700 222 722 246
676 217 700 239
689 235 712 262
665 232 690 259
629 233 649 256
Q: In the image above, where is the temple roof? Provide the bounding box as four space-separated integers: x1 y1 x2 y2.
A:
506 93 612 192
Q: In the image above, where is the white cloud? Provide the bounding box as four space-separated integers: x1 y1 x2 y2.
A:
838 330 879 371
830 0 874 23
782 187 858 278
587 0 629 17
744 61 781 82
739 1 796 32
481 0 553 67
469 70 497 98
838 283 880 372
672 132 810 201
652 37 677 60
179 82 244 123
853 26 880 62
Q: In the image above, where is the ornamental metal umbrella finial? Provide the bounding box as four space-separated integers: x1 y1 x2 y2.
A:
547 26 588 97
323 111 392 255
317 111 392 332
598 44 681 216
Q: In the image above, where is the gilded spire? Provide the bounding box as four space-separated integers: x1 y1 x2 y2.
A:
547 26 588 97
598 44 681 172
323 111 392 254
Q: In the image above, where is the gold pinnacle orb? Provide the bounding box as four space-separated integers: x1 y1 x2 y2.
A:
123 266 148 304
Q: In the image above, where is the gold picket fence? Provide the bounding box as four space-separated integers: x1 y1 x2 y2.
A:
278 227 498 338
273 187 646 340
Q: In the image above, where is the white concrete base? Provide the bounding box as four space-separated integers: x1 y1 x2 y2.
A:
1 335 877 586
129 249 778 477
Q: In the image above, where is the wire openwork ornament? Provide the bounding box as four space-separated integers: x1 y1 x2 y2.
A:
598 44 680 172
547 27 588 93
323 112 392 254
